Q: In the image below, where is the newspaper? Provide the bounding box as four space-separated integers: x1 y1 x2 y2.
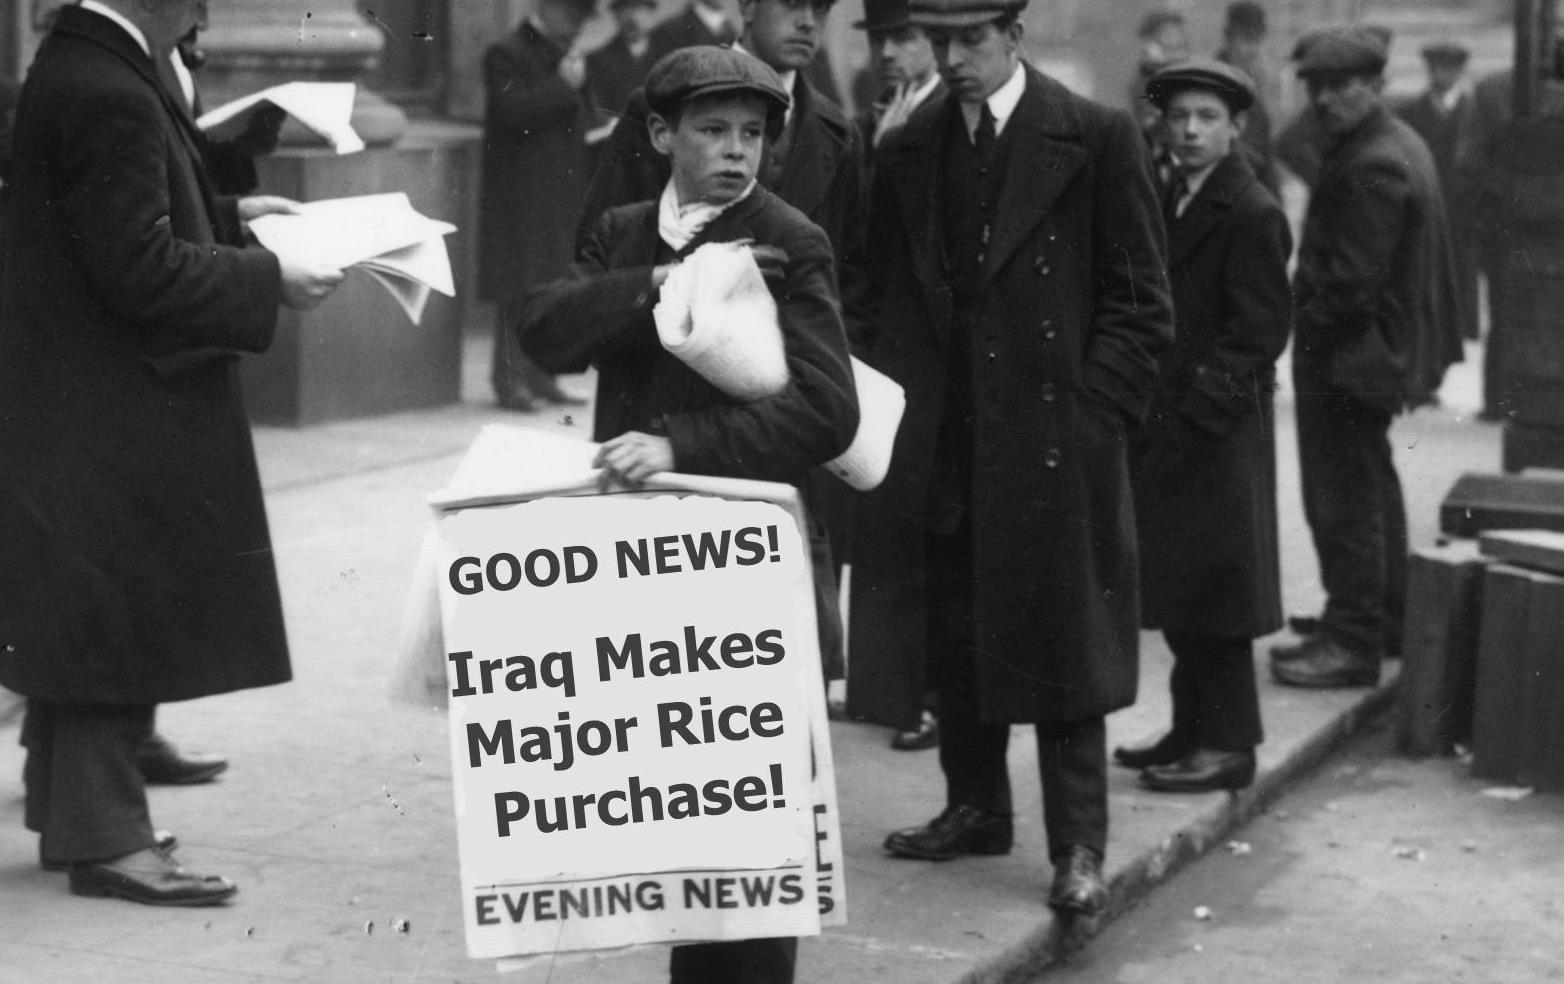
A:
247 192 457 324
196 81 365 155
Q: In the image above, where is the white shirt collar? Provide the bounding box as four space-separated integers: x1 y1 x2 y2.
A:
168 49 195 110
960 61 1025 140
79 1 151 58
657 177 757 252
732 41 796 127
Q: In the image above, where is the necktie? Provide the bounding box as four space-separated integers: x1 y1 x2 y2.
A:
1161 172 1189 223
973 102 997 157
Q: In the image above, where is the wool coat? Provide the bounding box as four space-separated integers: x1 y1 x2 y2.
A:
1395 88 1479 339
516 186 858 481
477 20 597 303
848 68 1173 728
1131 151 1292 638
0 6 288 705
1292 105 1463 412
586 34 653 125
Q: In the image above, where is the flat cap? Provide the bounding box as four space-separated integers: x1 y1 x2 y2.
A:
855 0 914 32
1146 57 1257 112
645 46 792 121
907 0 1028 29
1293 26 1388 78
1420 41 1469 65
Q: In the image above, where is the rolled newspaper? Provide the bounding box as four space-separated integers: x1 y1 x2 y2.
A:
653 242 789 402
825 357 905 491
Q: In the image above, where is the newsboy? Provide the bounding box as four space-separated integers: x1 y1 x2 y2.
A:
1116 59 1292 794
513 47 858 982
852 0 1172 915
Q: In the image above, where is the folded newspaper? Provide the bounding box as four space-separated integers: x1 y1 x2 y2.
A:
653 242 904 490
246 192 457 324
196 81 365 155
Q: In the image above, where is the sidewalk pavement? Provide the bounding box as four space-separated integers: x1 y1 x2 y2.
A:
0 339 1504 984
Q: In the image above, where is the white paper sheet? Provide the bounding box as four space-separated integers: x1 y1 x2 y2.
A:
196 81 365 155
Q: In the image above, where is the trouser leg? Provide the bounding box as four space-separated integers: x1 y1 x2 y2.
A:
23 700 157 863
1295 389 1396 653
1164 630 1262 751
1035 716 1107 860
668 936 798 984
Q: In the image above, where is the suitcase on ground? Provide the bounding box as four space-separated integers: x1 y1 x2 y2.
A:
1396 541 1489 757
1439 472 1564 537
1471 564 1564 790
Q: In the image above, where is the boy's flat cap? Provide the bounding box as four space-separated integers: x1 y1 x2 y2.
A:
907 0 1028 30
645 46 792 119
1146 57 1257 112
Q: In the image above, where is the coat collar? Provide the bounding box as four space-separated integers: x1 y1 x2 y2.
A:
676 184 772 257
882 65 1090 315
1168 150 1252 265
766 74 850 215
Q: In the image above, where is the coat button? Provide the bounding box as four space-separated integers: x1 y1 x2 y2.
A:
1034 256 1050 275
1041 382 1057 402
1044 447 1062 468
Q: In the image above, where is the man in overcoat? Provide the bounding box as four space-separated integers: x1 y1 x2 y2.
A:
514 47 858 984
1271 27 1462 688
479 0 597 411
1116 59 1291 794
0 0 342 904
1395 42 1478 342
854 0 1172 914
587 0 661 128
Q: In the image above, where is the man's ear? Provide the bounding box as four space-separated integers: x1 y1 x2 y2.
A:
648 112 675 156
1233 108 1250 135
1005 18 1025 48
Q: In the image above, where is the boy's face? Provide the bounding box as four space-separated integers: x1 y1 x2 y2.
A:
1164 88 1243 173
650 94 770 205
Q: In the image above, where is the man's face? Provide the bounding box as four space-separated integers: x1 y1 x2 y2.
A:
926 19 1021 105
1306 72 1382 136
1427 62 1463 95
536 0 590 47
650 94 770 205
742 0 831 72
873 25 937 89
614 0 658 42
1164 88 1243 173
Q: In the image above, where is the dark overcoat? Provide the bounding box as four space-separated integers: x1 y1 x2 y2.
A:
645 5 731 68
586 35 652 127
516 187 858 481
0 6 288 705
848 68 1173 728
1395 88 1479 339
477 20 596 302
1132 151 1292 638
1292 105 1463 412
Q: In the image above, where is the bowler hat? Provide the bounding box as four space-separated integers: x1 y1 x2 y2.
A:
1420 41 1469 67
855 0 914 32
1293 26 1388 78
645 46 792 121
907 0 1027 29
1146 57 1257 112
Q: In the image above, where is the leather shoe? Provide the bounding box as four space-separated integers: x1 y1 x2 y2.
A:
1048 845 1107 916
69 848 237 906
139 733 228 785
1270 634 1380 689
890 711 939 751
42 829 177 873
1283 615 1400 659
884 804 1013 860
1139 748 1256 793
1113 730 1189 770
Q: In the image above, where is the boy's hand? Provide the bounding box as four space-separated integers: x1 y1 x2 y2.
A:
594 431 675 485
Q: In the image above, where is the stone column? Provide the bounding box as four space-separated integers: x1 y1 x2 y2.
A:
201 0 407 145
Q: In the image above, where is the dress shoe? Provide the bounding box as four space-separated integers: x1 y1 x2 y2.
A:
138 733 228 785
69 848 237 907
1112 730 1189 770
1048 845 1107 916
1270 634 1380 689
41 829 177 872
884 804 1013 860
1283 616 1400 659
890 710 939 751
1139 748 1256 793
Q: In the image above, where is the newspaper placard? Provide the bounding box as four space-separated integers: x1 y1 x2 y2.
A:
436 491 838 960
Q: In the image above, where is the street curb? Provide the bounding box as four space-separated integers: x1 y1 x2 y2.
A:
953 677 1401 984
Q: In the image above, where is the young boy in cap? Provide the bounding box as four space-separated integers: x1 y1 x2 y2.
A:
512 48 859 979
1114 58 1292 794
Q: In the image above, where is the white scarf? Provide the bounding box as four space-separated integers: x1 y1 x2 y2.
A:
657 178 756 253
